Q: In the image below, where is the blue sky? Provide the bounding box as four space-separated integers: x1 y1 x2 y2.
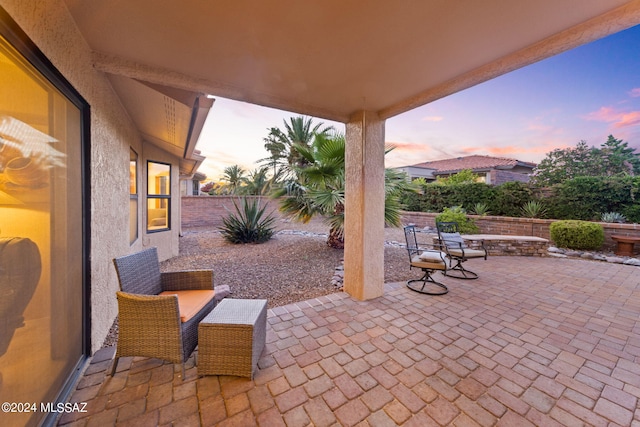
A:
196 24 640 180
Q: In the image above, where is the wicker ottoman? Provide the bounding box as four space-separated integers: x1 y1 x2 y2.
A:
198 298 267 378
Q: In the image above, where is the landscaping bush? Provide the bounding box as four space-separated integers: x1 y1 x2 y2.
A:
400 182 495 213
219 197 277 243
622 204 640 224
520 200 548 218
545 176 636 220
470 202 490 216
491 182 533 217
549 220 604 250
435 206 479 233
600 212 626 223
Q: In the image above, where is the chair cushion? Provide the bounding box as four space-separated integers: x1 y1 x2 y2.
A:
448 248 486 258
159 290 216 322
411 255 446 270
440 232 466 248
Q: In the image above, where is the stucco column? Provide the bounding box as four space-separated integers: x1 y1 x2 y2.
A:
343 111 386 300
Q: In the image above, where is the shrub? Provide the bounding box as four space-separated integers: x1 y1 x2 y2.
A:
470 202 490 216
549 220 604 250
219 198 277 243
491 182 533 217
521 200 548 218
545 176 635 220
435 206 479 233
600 212 626 223
622 204 640 223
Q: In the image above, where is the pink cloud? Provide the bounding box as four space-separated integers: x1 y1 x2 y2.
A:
614 111 640 128
460 140 570 158
629 88 640 98
582 106 640 129
386 140 433 153
421 116 444 122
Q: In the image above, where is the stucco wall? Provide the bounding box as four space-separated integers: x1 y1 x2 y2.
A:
0 0 179 353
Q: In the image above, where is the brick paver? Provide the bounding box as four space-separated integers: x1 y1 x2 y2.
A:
57 256 640 426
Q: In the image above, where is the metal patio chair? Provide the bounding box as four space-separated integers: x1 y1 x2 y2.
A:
436 221 487 279
403 225 449 295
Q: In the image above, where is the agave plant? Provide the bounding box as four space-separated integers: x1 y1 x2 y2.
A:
520 200 548 218
470 202 490 216
219 197 277 243
600 212 626 223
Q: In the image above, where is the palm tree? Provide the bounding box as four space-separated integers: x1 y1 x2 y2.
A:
273 132 417 249
221 164 246 194
258 127 289 180
262 116 334 175
241 167 272 195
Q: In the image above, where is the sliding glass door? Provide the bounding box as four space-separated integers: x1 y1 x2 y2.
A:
0 14 88 427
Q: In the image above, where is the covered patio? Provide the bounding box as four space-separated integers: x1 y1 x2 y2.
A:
59 256 640 426
2 2 640 426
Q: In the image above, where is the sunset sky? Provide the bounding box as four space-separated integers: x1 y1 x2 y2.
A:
196 24 640 181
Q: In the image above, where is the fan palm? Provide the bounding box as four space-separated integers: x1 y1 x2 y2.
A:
273 132 417 248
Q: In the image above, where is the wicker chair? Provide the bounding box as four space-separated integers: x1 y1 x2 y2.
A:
404 225 449 295
436 221 487 279
111 247 219 378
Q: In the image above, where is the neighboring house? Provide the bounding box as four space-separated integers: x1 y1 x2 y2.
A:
398 155 536 185
180 169 207 196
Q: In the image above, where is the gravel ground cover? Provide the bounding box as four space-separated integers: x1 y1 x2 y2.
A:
164 218 417 307
103 218 418 347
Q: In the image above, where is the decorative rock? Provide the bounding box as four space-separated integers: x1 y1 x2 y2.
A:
580 253 594 260
548 253 568 258
623 258 640 266
565 251 582 257
547 246 563 253
605 257 626 264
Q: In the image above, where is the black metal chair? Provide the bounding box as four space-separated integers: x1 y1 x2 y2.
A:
435 221 487 279
403 225 448 295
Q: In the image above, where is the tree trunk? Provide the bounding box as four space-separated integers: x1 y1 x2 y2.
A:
327 227 344 249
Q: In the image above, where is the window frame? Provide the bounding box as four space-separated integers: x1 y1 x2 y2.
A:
129 148 138 244
146 160 171 232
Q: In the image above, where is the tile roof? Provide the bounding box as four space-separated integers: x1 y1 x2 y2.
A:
411 155 536 174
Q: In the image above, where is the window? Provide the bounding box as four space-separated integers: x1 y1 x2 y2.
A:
129 148 138 243
147 161 170 231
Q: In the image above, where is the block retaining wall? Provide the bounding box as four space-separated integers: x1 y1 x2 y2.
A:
401 211 640 253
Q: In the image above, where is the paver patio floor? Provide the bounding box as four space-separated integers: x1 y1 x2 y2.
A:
58 256 640 426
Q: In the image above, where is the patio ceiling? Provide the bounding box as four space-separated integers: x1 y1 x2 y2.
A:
65 0 640 126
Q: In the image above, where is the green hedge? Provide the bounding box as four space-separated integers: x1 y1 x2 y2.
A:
545 176 637 221
549 220 604 250
400 176 640 223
